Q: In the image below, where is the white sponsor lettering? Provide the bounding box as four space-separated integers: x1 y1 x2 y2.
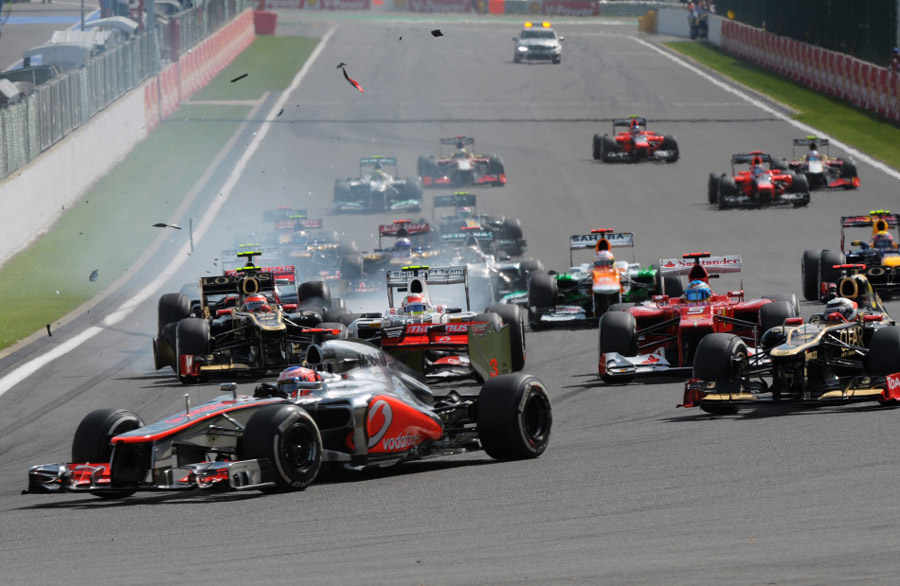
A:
886 373 900 392
382 432 423 451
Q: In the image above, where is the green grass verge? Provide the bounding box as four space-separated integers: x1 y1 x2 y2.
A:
191 36 318 101
0 36 318 350
666 42 900 169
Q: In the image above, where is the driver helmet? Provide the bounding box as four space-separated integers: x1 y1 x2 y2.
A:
455 141 468 158
292 230 309 247
825 297 858 321
593 250 615 268
629 119 641 133
394 237 412 255
873 231 894 250
456 206 475 219
243 294 271 313
401 294 430 317
684 280 712 302
277 366 323 398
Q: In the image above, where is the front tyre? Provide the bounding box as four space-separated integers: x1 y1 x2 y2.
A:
71 408 146 499
477 373 552 460
240 404 322 492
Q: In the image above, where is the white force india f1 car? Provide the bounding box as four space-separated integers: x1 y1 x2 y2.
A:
25 340 552 498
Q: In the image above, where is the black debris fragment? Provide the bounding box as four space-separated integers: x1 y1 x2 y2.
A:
431 29 443 37
230 73 248 83
89 269 99 282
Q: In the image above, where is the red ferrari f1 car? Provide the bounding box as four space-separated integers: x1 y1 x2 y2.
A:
592 117 679 163
26 340 551 498
708 152 810 209
598 252 798 383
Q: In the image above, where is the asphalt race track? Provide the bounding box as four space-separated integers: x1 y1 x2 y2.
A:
3 15 900 585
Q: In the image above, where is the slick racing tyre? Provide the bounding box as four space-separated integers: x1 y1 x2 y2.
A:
175 318 209 385
717 177 737 210
158 293 190 331
598 311 638 384
759 301 796 334
707 173 720 205
838 159 858 183
72 408 146 499
600 135 617 162
240 404 322 492
801 249 823 301
763 293 800 317
527 272 557 310
660 135 679 163
593 134 603 160
477 373 552 460
487 155 505 179
486 303 527 372
868 326 900 376
818 250 846 287
298 280 332 311
692 334 748 415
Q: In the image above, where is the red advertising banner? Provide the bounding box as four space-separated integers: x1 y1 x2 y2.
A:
541 0 598 16
407 0 472 13
720 19 900 122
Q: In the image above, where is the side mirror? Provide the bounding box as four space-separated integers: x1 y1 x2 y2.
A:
559 36 565 42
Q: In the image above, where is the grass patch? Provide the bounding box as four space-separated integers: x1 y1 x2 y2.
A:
0 36 319 349
191 36 318 101
666 41 900 169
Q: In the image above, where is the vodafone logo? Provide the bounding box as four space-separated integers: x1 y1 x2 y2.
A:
367 399 392 449
382 432 423 451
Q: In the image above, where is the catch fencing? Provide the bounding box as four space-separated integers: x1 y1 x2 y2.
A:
0 0 251 182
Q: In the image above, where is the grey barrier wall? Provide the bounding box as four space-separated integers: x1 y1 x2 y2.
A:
0 0 251 183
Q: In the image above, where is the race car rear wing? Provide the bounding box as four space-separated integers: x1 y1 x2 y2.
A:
658 254 742 277
221 247 284 271
200 272 277 309
840 212 899 228
440 229 495 245
613 117 646 128
569 231 634 265
440 137 474 146
731 153 773 165
433 193 477 209
793 137 829 147
386 265 469 310
263 208 307 222
360 156 397 166
378 222 430 237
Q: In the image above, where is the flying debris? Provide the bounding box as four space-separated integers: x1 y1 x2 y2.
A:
46 324 52 337
336 62 347 69
152 222 182 229
230 73 248 83
89 269 99 282
341 66 364 93
431 29 443 37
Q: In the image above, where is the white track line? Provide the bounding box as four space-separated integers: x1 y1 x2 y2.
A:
0 27 336 397
632 36 900 182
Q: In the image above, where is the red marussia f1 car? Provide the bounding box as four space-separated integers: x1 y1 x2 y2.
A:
592 117 679 163
597 252 798 383
708 152 810 209
417 137 506 188
25 340 551 499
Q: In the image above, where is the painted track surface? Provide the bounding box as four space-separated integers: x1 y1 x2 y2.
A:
2 16 900 584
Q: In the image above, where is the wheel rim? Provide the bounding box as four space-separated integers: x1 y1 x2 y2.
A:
281 423 319 474
521 390 551 448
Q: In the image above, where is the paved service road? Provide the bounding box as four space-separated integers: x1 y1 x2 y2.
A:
2 15 900 585
1 1 100 70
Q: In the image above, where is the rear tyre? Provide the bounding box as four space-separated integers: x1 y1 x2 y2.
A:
791 172 810 194
692 333 747 415
240 404 322 492
175 318 209 385
801 249 823 301
839 159 858 181
298 280 332 310
158 293 190 331
819 249 846 287
707 173 720 205
763 293 799 317
527 272 557 310
760 301 795 334
598 310 638 384
486 304 527 371
477 373 552 460
487 155 505 177
72 408 146 499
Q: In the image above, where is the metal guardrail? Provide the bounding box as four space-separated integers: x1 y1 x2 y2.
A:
0 0 250 182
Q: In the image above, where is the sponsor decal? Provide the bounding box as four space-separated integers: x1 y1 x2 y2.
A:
408 0 471 13
367 399 392 448
381 432 423 451
887 373 900 392
541 0 599 16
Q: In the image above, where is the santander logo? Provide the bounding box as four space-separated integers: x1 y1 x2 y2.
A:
367 399 393 448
